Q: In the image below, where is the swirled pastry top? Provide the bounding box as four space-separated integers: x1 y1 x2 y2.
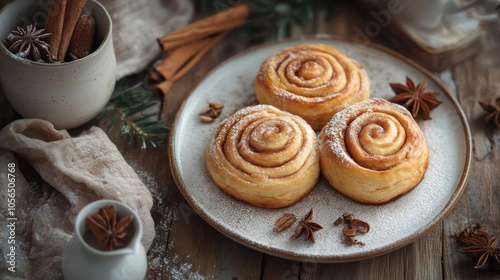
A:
205 104 320 208
255 44 370 130
320 98 429 205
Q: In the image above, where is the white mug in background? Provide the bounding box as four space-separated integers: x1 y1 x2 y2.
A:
389 0 451 30
386 0 500 30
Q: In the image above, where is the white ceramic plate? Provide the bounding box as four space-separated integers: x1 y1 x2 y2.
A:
169 37 472 262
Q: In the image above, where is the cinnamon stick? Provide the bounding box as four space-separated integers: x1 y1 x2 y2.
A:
156 31 228 95
45 0 67 60
68 11 96 59
57 0 88 61
155 37 212 80
159 18 245 51
172 31 228 79
157 4 249 51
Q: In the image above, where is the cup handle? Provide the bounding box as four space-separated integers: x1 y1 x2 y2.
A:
443 0 484 14
470 0 500 21
444 0 499 21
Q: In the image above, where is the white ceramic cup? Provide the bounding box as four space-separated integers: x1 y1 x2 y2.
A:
0 0 116 129
391 0 450 29
389 0 500 29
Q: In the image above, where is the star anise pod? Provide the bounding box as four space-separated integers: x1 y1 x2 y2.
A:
389 77 442 120
458 223 489 246
479 98 500 128
6 24 53 63
461 236 500 270
290 209 323 243
86 205 134 251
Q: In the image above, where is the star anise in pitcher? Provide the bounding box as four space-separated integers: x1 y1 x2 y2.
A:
5 24 53 63
291 209 323 243
389 77 442 120
86 205 134 251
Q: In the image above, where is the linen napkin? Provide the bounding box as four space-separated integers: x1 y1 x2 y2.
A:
99 0 193 79
0 119 155 280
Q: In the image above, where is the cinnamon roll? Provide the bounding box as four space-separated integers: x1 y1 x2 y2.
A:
255 44 370 130
320 98 429 205
206 105 320 208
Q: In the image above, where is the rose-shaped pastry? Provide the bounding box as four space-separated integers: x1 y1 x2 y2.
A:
255 44 370 130
320 98 429 205
206 105 320 208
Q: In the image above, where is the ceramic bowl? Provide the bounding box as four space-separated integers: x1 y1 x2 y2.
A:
0 0 116 129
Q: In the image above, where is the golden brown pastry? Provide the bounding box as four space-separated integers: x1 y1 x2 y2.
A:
320 98 429 205
255 44 370 130
206 104 320 208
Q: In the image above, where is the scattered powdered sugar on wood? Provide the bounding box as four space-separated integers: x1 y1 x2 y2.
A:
131 166 206 279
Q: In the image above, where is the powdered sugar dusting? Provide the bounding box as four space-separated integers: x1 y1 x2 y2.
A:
131 167 206 279
171 38 470 261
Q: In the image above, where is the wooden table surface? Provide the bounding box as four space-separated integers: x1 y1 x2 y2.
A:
2 2 499 280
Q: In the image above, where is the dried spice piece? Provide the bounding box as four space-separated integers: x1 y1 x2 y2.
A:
290 209 323 243
339 213 370 246
389 77 442 120
86 205 134 251
342 236 365 246
333 217 343 227
458 224 500 271
342 213 357 225
349 219 370 234
200 115 214 123
479 98 500 128
209 102 224 110
6 24 53 62
342 228 357 237
199 102 224 123
273 213 297 233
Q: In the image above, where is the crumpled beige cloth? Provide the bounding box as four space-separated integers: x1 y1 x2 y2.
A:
100 0 193 80
0 119 155 280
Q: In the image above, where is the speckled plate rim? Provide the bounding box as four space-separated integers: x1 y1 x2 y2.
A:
168 35 472 263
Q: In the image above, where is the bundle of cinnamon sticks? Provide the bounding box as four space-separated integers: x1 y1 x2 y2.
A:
153 4 250 94
45 0 95 61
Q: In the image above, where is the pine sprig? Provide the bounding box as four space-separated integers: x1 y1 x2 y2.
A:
191 0 332 40
98 80 169 149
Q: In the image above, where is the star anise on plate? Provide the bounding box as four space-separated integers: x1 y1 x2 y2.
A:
389 77 442 120
479 98 500 128
458 224 500 271
86 205 134 251
290 209 323 243
5 24 53 63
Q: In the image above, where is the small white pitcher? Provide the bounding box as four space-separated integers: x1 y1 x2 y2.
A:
62 199 147 280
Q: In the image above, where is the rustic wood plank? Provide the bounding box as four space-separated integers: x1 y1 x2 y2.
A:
164 195 263 279
260 255 303 279
442 21 500 279
299 225 442 280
